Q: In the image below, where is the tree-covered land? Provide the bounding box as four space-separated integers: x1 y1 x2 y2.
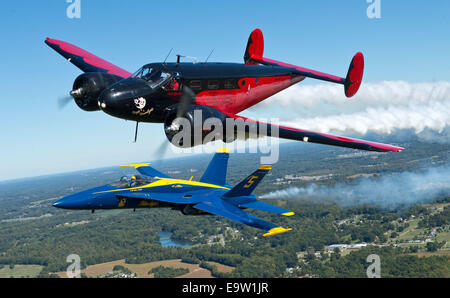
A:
0 139 448 278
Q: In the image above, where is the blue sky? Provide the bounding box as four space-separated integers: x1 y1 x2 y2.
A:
0 0 449 181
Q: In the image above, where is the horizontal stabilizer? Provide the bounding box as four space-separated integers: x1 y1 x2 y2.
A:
240 200 294 216
244 28 365 98
193 200 291 236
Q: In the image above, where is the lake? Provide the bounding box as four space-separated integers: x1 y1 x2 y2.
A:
158 231 193 248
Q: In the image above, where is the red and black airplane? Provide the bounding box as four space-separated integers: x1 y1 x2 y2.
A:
46 29 403 153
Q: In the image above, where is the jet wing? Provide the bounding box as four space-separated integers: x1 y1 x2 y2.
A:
225 113 404 152
45 37 132 78
193 200 292 236
120 163 172 179
115 192 191 204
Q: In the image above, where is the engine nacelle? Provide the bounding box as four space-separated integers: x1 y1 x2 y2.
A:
164 104 235 147
71 72 123 111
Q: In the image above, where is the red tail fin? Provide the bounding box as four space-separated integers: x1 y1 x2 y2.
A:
244 29 264 65
344 52 364 97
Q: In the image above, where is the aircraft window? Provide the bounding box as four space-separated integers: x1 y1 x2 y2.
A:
109 175 153 188
141 67 153 79
131 67 153 79
132 66 172 88
190 80 202 90
208 80 219 90
164 78 181 91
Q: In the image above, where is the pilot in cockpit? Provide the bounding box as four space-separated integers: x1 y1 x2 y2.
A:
130 175 137 188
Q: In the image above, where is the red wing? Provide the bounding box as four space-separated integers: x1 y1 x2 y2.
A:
45 38 131 78
226 113 404 152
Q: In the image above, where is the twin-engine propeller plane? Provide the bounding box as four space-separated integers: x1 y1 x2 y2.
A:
46 29 403 152
53 148 294 236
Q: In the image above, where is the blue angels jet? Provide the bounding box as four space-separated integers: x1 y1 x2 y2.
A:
53 148 294 236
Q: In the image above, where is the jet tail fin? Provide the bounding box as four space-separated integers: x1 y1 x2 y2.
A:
223 165 271 198
199 148 230 185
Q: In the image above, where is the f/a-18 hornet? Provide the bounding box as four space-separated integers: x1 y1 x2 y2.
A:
53 148 296 236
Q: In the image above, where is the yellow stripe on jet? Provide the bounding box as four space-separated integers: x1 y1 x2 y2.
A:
93 177 230 194
263 227 292 237
258 165 272 171
216 147 230 153
120 163 151 168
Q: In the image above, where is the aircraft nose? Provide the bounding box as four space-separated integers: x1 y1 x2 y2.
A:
98 78 152 116
98 87 122 112
53 198 70 209
52 195 91 210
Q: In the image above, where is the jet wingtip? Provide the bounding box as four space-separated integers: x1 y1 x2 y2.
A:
263 227 292 237
282 212 295 217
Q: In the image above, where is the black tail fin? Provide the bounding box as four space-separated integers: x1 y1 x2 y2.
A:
223 165 271 198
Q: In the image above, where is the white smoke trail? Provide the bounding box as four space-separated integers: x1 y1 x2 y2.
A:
262 81 450 111
248 80 450 142
279 100 450 136
261 166 450 209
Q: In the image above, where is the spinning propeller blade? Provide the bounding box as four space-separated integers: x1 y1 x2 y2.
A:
176 85 196 118
57 95 73 110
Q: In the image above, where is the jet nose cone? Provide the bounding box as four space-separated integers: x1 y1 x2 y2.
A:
53 199 68 209
52 195 91 210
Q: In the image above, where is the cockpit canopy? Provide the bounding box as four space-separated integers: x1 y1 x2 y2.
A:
109 174 153 188
132 65 172 89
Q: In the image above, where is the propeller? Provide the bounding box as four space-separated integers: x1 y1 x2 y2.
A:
155 85 196 161
177 85 196 118
57 95 73 110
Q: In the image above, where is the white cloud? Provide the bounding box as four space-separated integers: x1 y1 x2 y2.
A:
279 100 450 136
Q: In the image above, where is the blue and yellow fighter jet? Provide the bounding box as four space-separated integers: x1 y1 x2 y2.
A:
53 148 294 236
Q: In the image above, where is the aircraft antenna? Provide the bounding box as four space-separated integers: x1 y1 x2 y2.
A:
133 122 139 143
205 49 214 63
163 48 173 64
